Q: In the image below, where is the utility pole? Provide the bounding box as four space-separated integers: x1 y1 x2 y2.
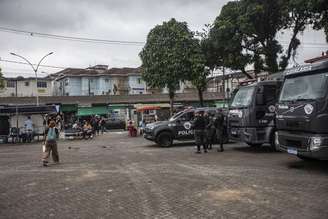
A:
10 52 53 106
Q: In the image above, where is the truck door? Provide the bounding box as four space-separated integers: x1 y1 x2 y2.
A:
256 85 278 126
175 111 194 140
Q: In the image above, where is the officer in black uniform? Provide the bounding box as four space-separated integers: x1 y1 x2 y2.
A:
214 109 225 152
193 111 207 153
205 112 215 150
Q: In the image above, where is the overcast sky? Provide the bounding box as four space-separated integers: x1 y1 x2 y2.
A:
0 0 327 77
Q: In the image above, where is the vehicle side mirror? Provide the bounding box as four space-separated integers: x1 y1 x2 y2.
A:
256 93 265 105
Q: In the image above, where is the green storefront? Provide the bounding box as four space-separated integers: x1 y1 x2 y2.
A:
77 106 109 117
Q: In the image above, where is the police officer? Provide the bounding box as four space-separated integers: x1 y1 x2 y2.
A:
214 109 225 152
193 111 207 153
205 113 215 150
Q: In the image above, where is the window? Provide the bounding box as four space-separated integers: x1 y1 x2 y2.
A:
178 112 194 122
6 81 16 88
137 78 142 84
65 79 69 86
263 85 277 104
105 78 110 83
25 81 29 86
231 86 255 108
37 81 47 88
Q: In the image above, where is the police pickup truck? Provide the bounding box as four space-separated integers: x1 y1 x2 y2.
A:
143 107 228 147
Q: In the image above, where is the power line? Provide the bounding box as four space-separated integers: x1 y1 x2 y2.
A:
0 26 145 46
1 26 327 47
0 58 67 69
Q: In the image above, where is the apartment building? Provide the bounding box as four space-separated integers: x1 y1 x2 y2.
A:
0 76 52 97
53 65 147 96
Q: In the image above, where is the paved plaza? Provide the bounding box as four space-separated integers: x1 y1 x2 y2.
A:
0 132 328 219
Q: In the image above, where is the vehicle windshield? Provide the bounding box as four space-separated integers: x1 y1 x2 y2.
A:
280 72 328 102
169 111 185 121
231 86 255 108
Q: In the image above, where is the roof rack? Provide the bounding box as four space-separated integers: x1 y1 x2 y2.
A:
239 79 257 86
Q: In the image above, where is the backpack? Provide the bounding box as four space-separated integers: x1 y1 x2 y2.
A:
47 128 57 141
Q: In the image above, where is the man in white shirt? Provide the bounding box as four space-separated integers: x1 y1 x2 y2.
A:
24 116 33 131
24 116 34 142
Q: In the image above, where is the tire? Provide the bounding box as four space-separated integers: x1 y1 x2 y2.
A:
156 132 173 147
247 143 263 147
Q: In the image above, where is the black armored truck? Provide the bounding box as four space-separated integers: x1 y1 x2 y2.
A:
143 107 228 147
276 61 328 160
228 79 282 149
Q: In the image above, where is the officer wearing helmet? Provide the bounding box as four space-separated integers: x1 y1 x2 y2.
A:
192 110 207 153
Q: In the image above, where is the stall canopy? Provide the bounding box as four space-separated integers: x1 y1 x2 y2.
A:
77 106 108 116
134 103 170 112
0 105 57 115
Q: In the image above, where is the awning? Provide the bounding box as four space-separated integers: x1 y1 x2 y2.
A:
61 104 77 112
77 106 108 116
108 104 130 110
134 103 170 112
0 105 57 115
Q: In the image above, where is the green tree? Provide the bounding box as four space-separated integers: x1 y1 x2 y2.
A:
0 67 4 89
209 0 319 74
140 18 201 114
208 1 253 78
280 0 318 69
312 0 328 41
237 0 287 73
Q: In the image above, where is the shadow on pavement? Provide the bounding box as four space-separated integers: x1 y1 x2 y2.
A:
233 145 280 153
145 141 196 148
286 160 328 174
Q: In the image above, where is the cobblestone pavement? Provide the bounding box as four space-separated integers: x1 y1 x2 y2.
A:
1 132 328 219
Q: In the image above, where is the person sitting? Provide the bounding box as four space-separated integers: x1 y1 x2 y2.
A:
83 121 93 139
139 120 146 135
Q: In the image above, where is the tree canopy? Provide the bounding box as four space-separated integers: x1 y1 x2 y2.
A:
139 18 205 113
207 0 326 75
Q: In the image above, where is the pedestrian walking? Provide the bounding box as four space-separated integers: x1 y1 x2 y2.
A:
192 111 207 153
100 117 106 134
214 109 225 152
42 120 59 166
91 116 99 136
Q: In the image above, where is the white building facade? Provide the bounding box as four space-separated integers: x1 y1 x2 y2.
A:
0 77 52 97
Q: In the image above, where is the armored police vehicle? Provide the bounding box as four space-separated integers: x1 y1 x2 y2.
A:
143 107 228 147
229 79 282 149
276 61 328 160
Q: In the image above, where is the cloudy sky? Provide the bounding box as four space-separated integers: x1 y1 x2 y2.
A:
0 0 327 77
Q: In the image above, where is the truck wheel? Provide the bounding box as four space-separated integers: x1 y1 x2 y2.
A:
156 132 173 147
247 143 263 147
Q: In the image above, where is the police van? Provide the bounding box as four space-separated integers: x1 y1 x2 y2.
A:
143 107 228 147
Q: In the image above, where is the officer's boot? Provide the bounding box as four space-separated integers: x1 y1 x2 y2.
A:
196 145 201 154
204 144 208 153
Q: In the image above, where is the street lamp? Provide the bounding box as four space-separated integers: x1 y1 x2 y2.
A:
10 52 53 106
